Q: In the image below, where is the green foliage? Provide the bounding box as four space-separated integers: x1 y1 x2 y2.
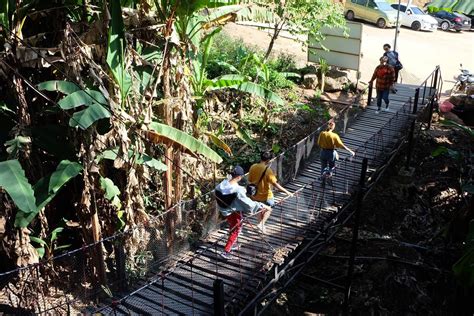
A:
38 82 111 130
237 81 284 106
453 220 474 287
206 33 258 78
239 0 346 57
107 0 131 100
0 0 12 30
30 226 71 259
69 103 111 129
149 122 223 163
229 121 256 148
96 148 168 172
100 176 122 209
442 120 474 138
37 81 81 95
0 160 36 215
17 160 83 227
431 146 462 161
0 159 82 228
268 53 298 73
4 136 31 158
319 58 330 75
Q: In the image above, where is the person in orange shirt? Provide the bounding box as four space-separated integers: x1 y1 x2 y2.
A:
248 151 292 233
317 121 355 178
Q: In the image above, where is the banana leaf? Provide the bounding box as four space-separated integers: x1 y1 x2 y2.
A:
14 160 83 227
58 90 107 110
205 132 233 156
107 0 131 99
0 160 36 214
38 80 81 95
234 81 284 105
148 122 223 163
69 103 111 130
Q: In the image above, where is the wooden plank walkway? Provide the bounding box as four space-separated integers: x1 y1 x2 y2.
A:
97 83 434 315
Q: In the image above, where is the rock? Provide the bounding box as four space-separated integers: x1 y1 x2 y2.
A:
327 68 349 79
322 67 350 92
300 64 318 76
324 76 347 92
302 74 318 89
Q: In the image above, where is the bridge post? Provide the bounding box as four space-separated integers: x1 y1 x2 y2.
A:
213 279 225 316
427 98 435 130
412 88 419 114
367 82 373 108
344 158 368 313
116 238 126 291
432 67 439 92
405 119 416 170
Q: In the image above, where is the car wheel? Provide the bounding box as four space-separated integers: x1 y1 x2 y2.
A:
346 10 355 20
411 21 421 31
377 18 386 28
441 21 450 31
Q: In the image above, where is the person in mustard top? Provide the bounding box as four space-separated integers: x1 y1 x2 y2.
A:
248 151 293 233
317 120 355 178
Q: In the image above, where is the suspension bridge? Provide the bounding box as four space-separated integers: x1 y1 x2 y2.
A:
0 67 441 315
90 67 441 315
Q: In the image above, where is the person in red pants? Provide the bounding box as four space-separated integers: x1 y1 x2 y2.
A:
215 166 271 259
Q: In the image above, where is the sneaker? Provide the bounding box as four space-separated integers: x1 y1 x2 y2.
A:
375 110 380 114
219 251 232 260
231 244 240 251
391 88 397 94
383 106 389 112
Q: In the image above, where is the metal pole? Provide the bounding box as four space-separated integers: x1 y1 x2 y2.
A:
432 66 439 93
413 88 419 115
213 279 225 316
405 120 416 170
344 158 368 313
367 82 373 108
394 0 402 51
427 97 434 130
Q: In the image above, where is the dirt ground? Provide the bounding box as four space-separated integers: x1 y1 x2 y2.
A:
223 22 474 94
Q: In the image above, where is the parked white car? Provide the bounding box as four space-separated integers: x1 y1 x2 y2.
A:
390 3 438 31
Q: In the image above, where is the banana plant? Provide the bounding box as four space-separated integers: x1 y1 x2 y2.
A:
0 159 82 228
147 122 223 163
30 227 71 259
38 81 111 130
107 0 131 102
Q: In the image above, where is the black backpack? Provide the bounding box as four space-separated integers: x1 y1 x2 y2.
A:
215 190 237 208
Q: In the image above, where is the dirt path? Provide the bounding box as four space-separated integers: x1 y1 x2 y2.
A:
224 23 474 92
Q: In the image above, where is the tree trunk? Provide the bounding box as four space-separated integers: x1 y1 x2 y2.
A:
264 20 285 61
162 20 176 250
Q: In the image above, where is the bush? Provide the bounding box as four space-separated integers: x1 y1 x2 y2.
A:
206 33 259 79
268 53 298 73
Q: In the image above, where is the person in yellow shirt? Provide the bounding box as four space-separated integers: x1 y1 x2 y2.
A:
317 120 355 177
248 151 293 232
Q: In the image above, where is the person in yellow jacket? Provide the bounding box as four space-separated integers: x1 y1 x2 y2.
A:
317 120 355 178
248 151 293 233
